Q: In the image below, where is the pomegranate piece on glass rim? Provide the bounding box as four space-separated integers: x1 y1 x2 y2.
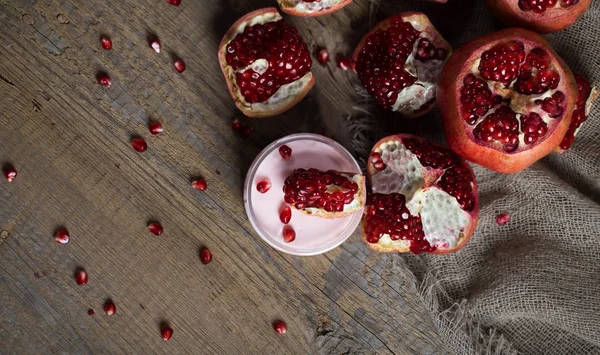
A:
277 0 352 17
352 12 451 118
218 8 314 118
484 0 592 34
437 28 578 173
363 134 479 254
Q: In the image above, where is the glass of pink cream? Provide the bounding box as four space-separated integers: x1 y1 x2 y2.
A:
244 133 363 256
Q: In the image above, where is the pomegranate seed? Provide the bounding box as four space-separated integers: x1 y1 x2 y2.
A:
166 0 181 6
279 145 292 160
496 212 511 226
317 49 330 64
280 206 292 224
100 36 112 50
192 178 207 191
87 309 95 316
75 269 88 285
200 248 212 264
232 118 242 131
148 222 164 236
240 125 253 139
131 137 147 152
149 38 161 53
97 74 112 87
3 164 17 182
174 59 186 73
55 228 70 244
104 300 116 316
256 180 271 193
273 320 288 334
149 121 164 135
283 227 295 243
162 324 174 341
337 56 354 71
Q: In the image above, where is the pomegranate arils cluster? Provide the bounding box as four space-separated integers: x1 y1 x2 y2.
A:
460 75 503 125
225 19 312 103
518 0 578 13
283 169 359 212
559 74 596 150
472 106 520 152
479 40 525 85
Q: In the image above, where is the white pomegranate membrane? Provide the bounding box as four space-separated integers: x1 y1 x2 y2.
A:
354 13 450 116
244 134 363 256
283 0 345 13
365 136 478 254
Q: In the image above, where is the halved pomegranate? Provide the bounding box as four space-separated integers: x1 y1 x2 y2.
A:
485 0 592 33
352 12 451 118
218 8 314 118
556 74 598 152
437 28 577 173
283 168 366 218
277 0 352 17
363 134 479 254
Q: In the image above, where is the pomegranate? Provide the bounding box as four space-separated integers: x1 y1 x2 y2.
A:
317 49 329 65
231 118 242 131
100 36 112 50
336 56 354 71
149 121 164 135
437 28 577 173
75 269 88 285
97 74 112 88
256 179 272 193
104 300 116 316
363 134 479 254
280 205 292 224
279 145 292 160
200 248 212 264
273 320 288 333
3 164 17 182
283 227 296 243
192 178 207 191
149 38 161 53
131 137 148 152
55 228 70 244
174 59 186 73
148 222 164 236
352 12 451 118
556 74 598 152
162 324 174 341
283 168 366 218
496 212 511 225
277 0 352 16
218 8 314 118
484 0 592 33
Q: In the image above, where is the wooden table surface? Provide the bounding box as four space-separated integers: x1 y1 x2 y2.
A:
0 0 446 353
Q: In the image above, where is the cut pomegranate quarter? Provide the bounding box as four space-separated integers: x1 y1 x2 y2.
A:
556 74 598 152
218 8 314 117
437 28 577 173
283 168 366 218
277 0 352 17
485 0 592 33
363 134 479 254
352 12 451 118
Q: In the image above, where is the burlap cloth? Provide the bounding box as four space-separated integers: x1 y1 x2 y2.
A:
326 1 600 354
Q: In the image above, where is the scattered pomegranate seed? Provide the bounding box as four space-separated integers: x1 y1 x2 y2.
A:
232 118 242 131
337 56 354 71
75 269 88 286
317 49 330 64
283 227 295 243
149 121 164 135
100 36 112 50
256 180 272 194
104 300 116 316
162 324 174 341
148 222 164 236
149 38 161 53
200 248 212 264
279 145 292 160
131 137 147 152
240 125 253 139
496 212 511 226
273 320 288 334
174 59 186 73
97 74 112 87
280 206 292 224
166 0 181 6
55 228 70 244
192 178 207 191
3 164 17 182
88 309 95 316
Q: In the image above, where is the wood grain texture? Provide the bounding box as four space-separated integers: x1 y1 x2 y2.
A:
0 0 445 353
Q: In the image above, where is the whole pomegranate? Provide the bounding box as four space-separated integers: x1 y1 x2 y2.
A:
363 134 479 254
556 74 598 152
485 0 592 33
437 28 577 173
283 168 366 218
218 8 314 117
277 0 352 16
352 12 451 118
